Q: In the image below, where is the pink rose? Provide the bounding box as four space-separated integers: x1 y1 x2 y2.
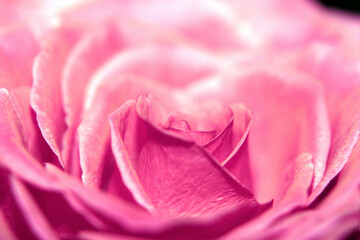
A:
1 0 360 239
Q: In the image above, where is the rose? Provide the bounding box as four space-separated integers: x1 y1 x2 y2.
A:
1 0 360 239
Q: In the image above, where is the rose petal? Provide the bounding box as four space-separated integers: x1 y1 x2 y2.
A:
26 183 105 235
62 25 123 131
44 163 160 231
10 176 58 240
108 99 156 213
59 0 242 52
267 186 360 240
0 88 59 189
166 128 216 146
314 131 360 209
78 231 145 240
0 209 17 240
203 114 233 162
0 27 39 89
0 169 18 240
109 95 265 218
89 42 222 89
16 87 57 163
309 87 360 203
46 162 271 238
220 153 314 238
221 152 358 240
0 170 37 240
223 122 360 239
31 28 81 169
188 70 331 203
170 99 233 133
79 66 177 190
276 153 314 208
61 24 124 177
222 104 253 190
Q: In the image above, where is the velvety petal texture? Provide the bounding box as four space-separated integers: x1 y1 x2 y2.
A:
109 95 266 218
0 0 360 239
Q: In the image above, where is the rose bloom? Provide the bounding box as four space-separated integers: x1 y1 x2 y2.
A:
1 0 360 239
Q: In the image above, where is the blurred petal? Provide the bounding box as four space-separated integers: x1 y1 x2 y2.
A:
0 210 18 240
0 27 39 89
10 176 58 240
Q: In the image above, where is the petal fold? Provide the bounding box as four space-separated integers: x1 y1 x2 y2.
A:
109 95 266 218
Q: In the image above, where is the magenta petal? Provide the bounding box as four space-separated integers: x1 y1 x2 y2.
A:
166 127 216 146
78 231 144 240
110 95 265 218
203 114 233 163
0 170 18 240
10 176 58 240
0 210 17 240
222 104 253 190
108 100 155 213
44 163 158 231
31 28 80 169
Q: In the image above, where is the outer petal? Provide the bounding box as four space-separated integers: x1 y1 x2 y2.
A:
0 169 18 240
10 87 56 164
188 70 331 203
9 176 58 240
309 87 360 203
0 88 57 188
45 163 271 239
61 24 124 177
31 28 81 169
250 139 360 240
220 153 314 239
0 210 17 240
